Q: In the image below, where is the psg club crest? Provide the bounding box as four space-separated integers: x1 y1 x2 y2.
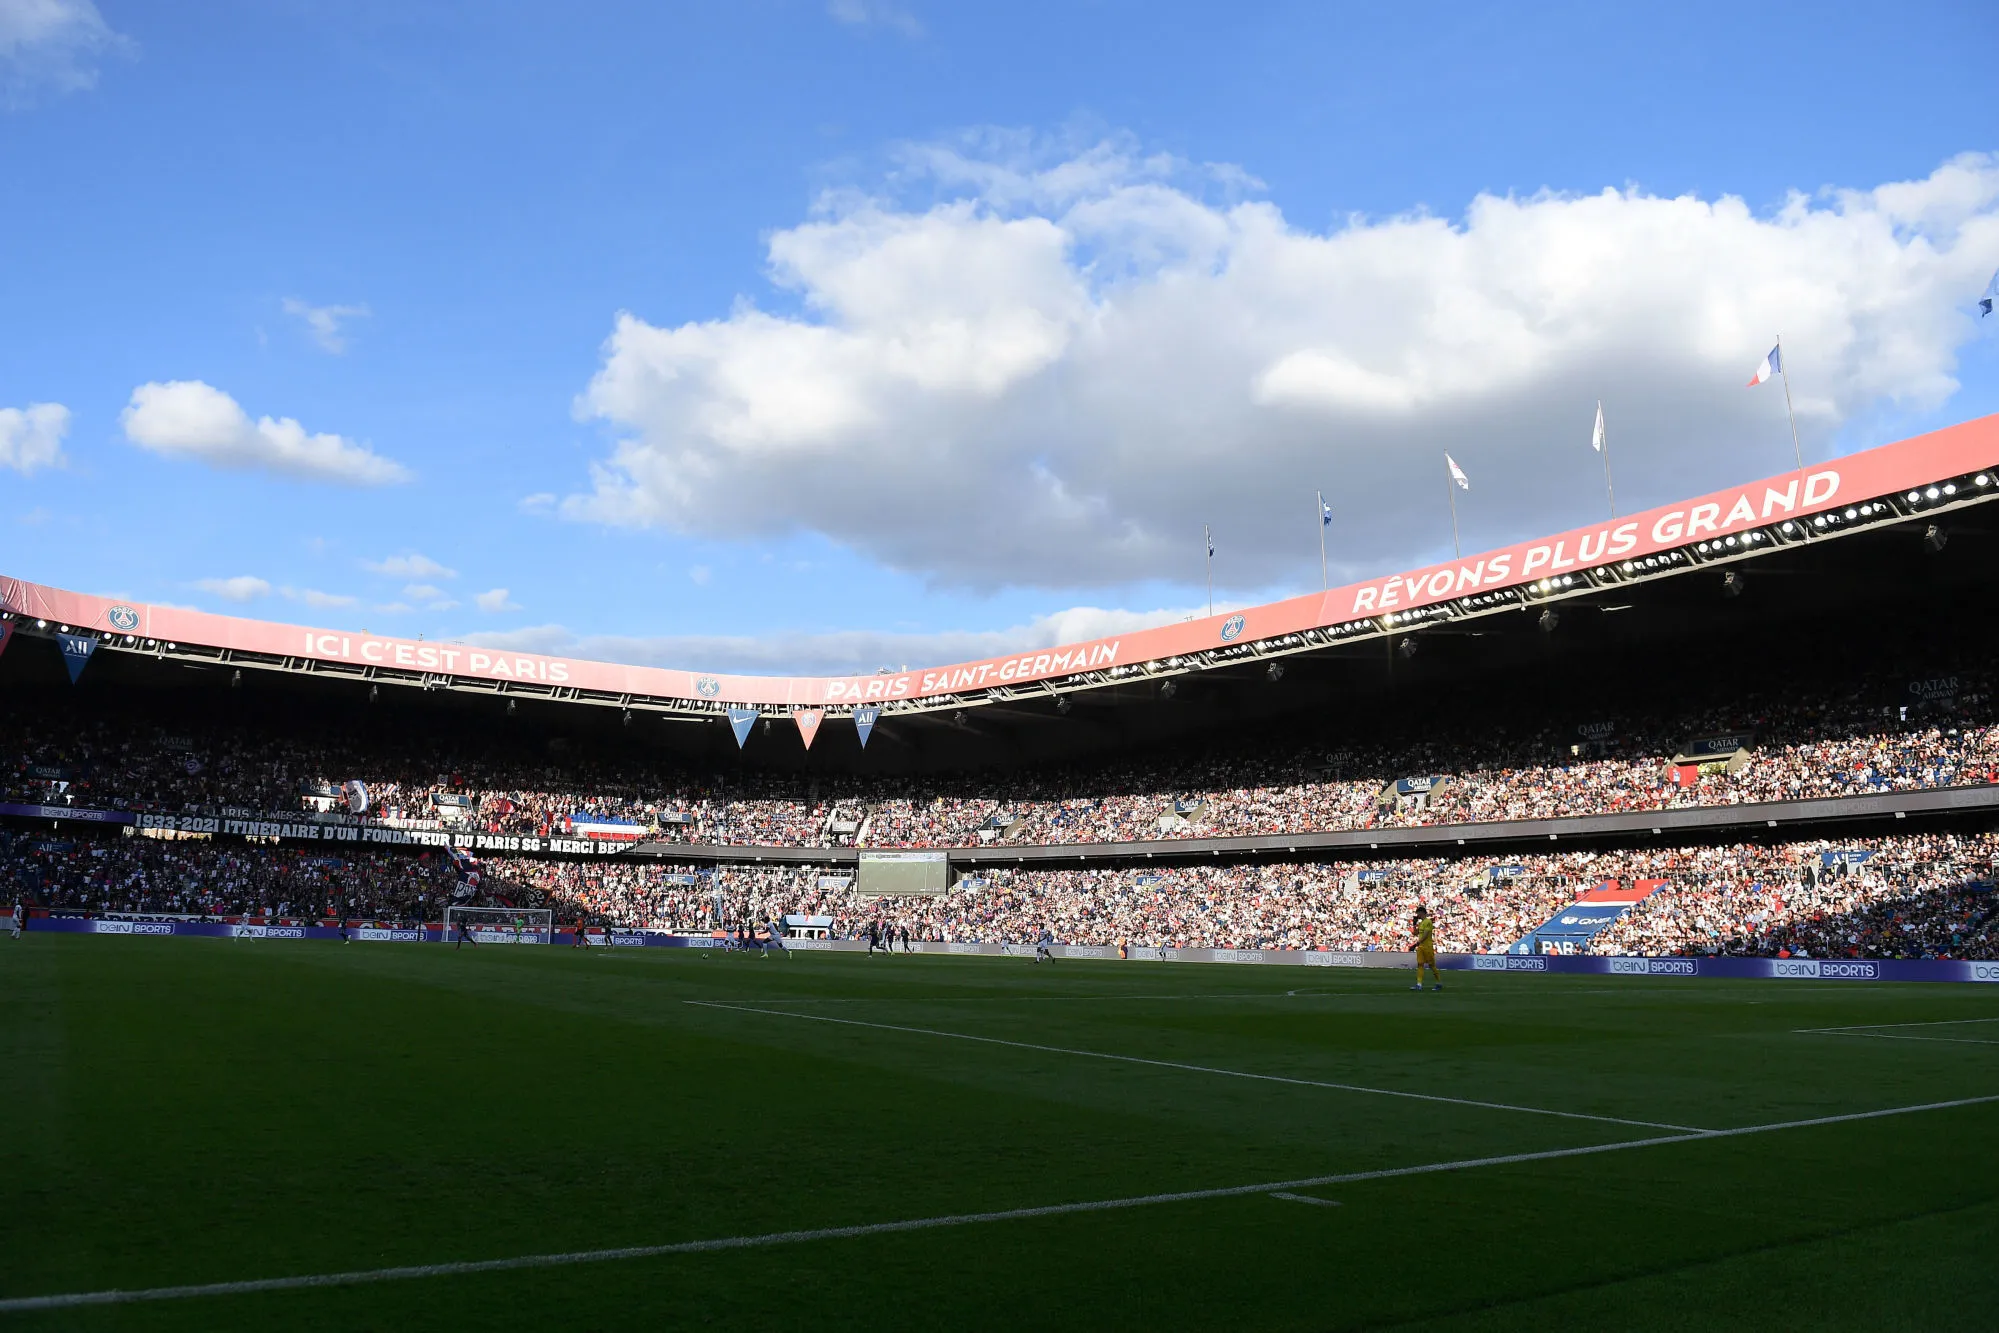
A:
107 605 140 632
694 675 722 698
1219 614 1246 643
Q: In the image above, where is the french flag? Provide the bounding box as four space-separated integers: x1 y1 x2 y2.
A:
1747 343 1781 387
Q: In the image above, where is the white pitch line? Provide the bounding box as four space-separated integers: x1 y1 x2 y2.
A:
686 1000 1707 1133
1796 1016 1999 1034
1800 1032 1999 1047
1269 1192 1343 1207
6 1094 1995 1315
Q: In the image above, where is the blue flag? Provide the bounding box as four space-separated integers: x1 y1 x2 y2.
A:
727 706 758 749
57 632 97 683
1982 267 1998 317
1321 500 1333 526
853 704 881 749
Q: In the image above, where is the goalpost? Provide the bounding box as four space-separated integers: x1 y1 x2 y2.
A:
443 905 554 944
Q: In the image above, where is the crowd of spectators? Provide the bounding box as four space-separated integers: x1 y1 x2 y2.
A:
2 828 454 924
10 827 1993 960
5 667 1995 853
488 831 1998 960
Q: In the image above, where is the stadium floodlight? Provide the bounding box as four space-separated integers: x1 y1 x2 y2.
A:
35 619 45 628
1923 524 1948 554
1978 474 1992 487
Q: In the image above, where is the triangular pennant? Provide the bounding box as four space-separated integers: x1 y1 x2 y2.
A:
727 706 758 749
57 632 97 684
793 707 824 750
853 704 881 749
0 619 13 662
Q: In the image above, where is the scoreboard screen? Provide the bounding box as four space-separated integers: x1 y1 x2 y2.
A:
856 851 949 897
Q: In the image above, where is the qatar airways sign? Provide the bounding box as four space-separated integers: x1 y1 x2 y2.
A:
2 414 1993 709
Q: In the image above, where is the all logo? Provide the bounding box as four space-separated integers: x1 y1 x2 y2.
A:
693 675 722 698
107 605 140 632
1219 614 1246 642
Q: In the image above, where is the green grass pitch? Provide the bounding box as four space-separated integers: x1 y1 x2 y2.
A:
6 936 1999 1330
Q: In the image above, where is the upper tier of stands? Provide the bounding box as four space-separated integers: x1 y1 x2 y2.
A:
6 660 1993 851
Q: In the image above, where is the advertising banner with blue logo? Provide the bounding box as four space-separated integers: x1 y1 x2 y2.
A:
1356 869 1393 883
1525 881 1665 951
853 704 881 749
727 706 758 748
1487 864 1527 882
1821 849 1875 867
57 632 96 683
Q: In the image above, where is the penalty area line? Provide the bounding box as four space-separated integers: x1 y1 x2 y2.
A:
685 1000 1706 1133
5 1094 1996 1314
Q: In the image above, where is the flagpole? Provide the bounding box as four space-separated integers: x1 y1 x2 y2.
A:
1776 334 1804 473
1444 458 1461 561
1597 400 1617 519
1204 523 1213 618
1316 490 1328 590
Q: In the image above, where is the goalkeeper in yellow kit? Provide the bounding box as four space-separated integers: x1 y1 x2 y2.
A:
1410 905 1442 991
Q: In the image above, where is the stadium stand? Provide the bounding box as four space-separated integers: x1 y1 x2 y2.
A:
6 416 1999 962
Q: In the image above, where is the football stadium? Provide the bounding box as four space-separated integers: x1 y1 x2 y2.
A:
10 9 1999 1329
7 412 1999 1327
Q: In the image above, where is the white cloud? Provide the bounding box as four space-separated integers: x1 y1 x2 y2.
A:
0 401 67 473
457 602 1211 676
827 0 921 37
193 575 272 603
566 142 1999 592
280 586 358 609
0 0 132 108
518 492 557 514
396 583 459 611
281 298 371 354
365 553 456 580
473 587 519 612
121 380 411 486
687 565 711 586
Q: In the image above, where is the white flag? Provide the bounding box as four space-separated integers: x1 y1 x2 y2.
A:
1446 454 1469 490
1591 401 1605 452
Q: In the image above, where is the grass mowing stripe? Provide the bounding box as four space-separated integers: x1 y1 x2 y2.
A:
686 1000 1709 1132
8 1094 1996 1315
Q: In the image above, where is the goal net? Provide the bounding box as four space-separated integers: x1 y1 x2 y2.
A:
443 906 554 944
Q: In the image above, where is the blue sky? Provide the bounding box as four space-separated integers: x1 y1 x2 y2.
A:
3 0 1996 674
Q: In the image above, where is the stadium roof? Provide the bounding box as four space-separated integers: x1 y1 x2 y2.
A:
4 413 1997 743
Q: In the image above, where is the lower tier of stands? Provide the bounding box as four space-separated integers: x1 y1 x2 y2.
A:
8 825 1993 962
